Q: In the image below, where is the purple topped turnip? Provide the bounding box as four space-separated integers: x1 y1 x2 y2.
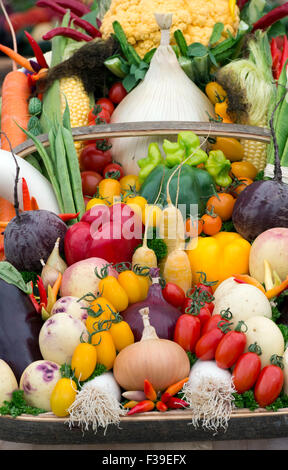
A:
232 95 288 242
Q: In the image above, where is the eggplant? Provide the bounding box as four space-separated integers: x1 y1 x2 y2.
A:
232 95 288 242
4 210 67 272
0 279 43 382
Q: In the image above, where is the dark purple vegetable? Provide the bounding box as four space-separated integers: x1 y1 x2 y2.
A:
4 210 67 272
232 95 288 242
0 279 43 382
122 268 181 342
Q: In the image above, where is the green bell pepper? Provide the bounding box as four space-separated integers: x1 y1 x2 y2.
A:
163 131 208 168
138 142 164 183
205 150 232 187
139 164 216 218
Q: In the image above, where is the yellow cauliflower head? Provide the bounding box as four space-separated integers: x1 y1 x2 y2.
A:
100 0 240 58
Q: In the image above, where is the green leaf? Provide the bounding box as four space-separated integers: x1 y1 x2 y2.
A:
122 74 138 92
187 43 208 58
0 261 33 294
208 50 218 67
209 23 224 46
0 390 46 417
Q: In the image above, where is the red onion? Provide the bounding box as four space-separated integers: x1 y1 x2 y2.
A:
121 268 181 342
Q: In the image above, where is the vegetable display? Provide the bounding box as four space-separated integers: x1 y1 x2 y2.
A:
2 0 288 440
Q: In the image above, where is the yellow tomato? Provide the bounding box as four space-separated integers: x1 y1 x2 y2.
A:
231 161 258 180
117 270 143 304
205 81 227 105
91 330 116 370
98 276 129 312
120 174 141 193
110 321 134 352
142 204 162 228
98 178 121 205
211 137 244 162
86 198 108 211
215 100 235 123
71 342 97 382
86 296 117 334
50 378 77 417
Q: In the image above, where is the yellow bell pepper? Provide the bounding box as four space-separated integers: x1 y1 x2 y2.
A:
186 232 251 289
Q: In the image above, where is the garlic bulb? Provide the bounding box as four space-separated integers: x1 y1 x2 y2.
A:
110 12 215 175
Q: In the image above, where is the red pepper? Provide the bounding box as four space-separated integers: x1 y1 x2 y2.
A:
22 178 32 211
42 27 93 42
31 197 39 211
127 400 155 416
167 397 189 410
58 212 80 222
54 0 90 17
143 379 157 402
279 35 288 78
252 4 288 33
237 0 250 10
24 31 49 69
156 401 168 412
37 276 48 308
36 0 101 38
29 282 41 314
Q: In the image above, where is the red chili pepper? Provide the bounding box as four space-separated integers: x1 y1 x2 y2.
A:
42 27 93 42
167 397 189 410
37 275 48 308
36 0 101 38
279 35 288 78
31 197 39 211
22 178 32 211
58 212 80 222
144 379 157 402
24 31 49 69
54 0 90 17
161 377 189 402
156 401 168 412
127 400 155 416
252 4 288 33
237 0 250 10
29 282 41 314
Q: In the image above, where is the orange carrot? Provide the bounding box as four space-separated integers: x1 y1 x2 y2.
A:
0 197 16 261
0 71 30 151
0 44 34 72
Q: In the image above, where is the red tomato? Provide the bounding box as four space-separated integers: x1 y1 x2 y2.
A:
108 82 127 104
182 297 213 326
254 363 284 408
96 97 114 115
103 163 125 180
80 144 112 173
201 314 230 336
88 105 111 124
232 351 262 394
81 171 103 197
173 314 201 353
215 325 247 369
162 283 185 308
195 327 225 361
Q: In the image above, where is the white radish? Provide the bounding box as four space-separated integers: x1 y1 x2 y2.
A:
0 149 60 213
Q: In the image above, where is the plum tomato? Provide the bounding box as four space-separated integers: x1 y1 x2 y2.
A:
162 283 185 308
108 82 127 104
254 358 284 408
80 144 112 173
88 104 111 124
81 171 103 197
96 97 115 116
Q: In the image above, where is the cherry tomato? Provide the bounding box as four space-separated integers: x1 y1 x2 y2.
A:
88 105 111 124
173 314 201 353
108 82 127 104
81 171 103 197
231 161 258 180
232 348 262 394
254 358 284 407
231 177 253 197
162 283 185 308
96 97 114 115
215 321 247 369
201 212 223 235
206 193 236 221
80 144 112 173
185 217 204 237
195 327 225 360
103 162 125 180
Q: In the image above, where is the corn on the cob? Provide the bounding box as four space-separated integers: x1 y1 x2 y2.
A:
60 76 91 157
240 119 268 172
